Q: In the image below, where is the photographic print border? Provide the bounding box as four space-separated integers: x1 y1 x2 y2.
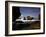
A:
5 1 45 36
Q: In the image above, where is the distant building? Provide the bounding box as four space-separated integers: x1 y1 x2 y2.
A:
27 16 33 20
24 17 26 20
16 15 34 21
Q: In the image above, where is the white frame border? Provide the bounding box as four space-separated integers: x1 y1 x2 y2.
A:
8 2 44 35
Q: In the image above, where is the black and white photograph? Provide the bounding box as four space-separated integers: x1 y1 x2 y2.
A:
5 1 45 36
